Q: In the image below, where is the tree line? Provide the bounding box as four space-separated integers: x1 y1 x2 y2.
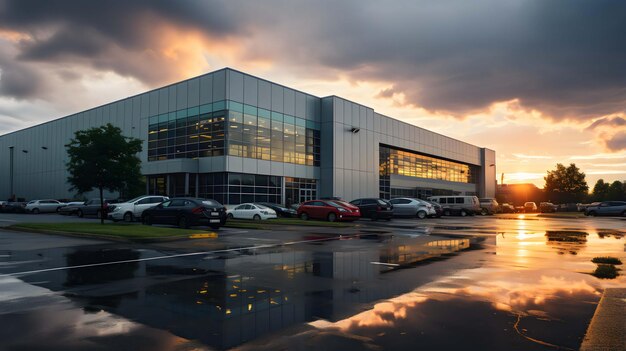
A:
543 163 626 203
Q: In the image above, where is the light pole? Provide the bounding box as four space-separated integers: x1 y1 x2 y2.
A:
8 146 14 200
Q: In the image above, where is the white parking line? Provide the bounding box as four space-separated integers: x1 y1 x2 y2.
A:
1 234 360 277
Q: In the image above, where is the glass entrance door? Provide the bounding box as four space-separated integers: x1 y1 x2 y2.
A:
299 189 314 202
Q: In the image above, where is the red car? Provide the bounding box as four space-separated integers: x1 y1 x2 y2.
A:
297 200 361 222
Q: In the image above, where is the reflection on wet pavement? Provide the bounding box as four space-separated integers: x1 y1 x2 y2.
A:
0 216 625 350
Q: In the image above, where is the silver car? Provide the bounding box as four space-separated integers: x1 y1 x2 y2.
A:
25 199 67 214
584 201 626 217
388 197 435 219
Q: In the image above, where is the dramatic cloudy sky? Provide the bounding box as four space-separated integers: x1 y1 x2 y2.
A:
1 0 625 187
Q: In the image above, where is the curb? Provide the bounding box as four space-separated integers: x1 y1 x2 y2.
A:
580 288 626 351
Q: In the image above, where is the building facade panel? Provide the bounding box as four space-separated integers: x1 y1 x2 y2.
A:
0 68 495 203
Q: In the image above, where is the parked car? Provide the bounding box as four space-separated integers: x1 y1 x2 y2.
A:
427 196 481 216
388 197 435 219
227 203 278 220
524 202 538 213
25 199 66 214
500 203 515 213
297 200 360 222
58 201 86 215
142 198 227 229
74 199 118 218
0 201 27 213
424 200 443 217
539 202 558 213
108 195 169 222
479 198 500 215
584 201 626 217
349 198 393 220
255 202 297 218
0 201 7 211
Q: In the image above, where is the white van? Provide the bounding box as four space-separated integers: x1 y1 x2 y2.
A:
427 196 481 216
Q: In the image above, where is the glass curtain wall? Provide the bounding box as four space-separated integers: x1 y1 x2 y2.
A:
380 145 478 183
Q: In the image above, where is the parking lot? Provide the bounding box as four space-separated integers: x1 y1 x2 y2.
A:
0 213 624 350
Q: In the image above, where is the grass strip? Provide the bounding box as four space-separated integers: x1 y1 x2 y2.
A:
8 223 204 239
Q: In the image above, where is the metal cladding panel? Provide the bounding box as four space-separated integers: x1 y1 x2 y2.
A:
213 70 227 101
283 89 295 116
271 84 284 113
188 78 200 107
243 75 258 106
228 70 244 103
242 158 257 174
258 80 272 110
158 88 169 114
295 92 306 118
176 81 188 110
199 74 213 105
168 85 177 112
257 159 271 175
140 94 150 118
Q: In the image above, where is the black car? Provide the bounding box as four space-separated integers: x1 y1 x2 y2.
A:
141 198 227 229
349 198 393 220
0 201 27 213
255 202 297 217
58 201 86 215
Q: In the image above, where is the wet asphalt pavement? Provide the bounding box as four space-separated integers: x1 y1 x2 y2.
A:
0 214 625 351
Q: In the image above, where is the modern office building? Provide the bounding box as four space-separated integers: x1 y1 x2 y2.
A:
0 68 496 204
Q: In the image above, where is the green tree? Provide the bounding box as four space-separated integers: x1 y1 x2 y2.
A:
606 180 625 201
543 163 589 204
66 124 143 224
592 179 610 201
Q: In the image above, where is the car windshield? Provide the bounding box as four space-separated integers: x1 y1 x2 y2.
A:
377 199 389 206
125 196 145 204
256 204 270 209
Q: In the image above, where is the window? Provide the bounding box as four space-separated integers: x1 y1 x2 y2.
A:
362 199 377 205
135 198 150 205
390 198 411 205
455 197 464 204
169 199 187 207
161 201 172 208
350 199 361 205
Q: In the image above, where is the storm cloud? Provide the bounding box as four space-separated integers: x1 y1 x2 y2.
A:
0 0 625 121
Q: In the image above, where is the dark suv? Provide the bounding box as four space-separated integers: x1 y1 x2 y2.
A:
349 198 393 220
142 198 227 229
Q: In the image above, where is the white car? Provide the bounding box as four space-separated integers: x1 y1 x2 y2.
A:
227 203 277 220
107 195 169 222
25 199 67 214
388 197 436 219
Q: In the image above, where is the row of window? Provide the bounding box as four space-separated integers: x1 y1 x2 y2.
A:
146 173 317 205
147 100 321 166
379 145 478 184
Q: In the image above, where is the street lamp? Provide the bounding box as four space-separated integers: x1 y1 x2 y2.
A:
8 146 14 200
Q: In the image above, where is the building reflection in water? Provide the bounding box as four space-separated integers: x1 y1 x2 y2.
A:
32 236 473 350
545 230 588 255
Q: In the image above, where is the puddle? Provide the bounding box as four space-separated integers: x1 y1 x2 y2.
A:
1 217 625 350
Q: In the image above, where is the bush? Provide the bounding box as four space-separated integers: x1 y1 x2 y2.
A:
592 264 619 279
591 256 622 265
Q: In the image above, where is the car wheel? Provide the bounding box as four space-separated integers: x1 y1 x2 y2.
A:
588 211 597 217
371 213 378 221
123 212 134 222
178 216 189 229
96 210 102 219
460 210 468 217
253 214 261 221
385 217 392 221
32 208 40 214
416 210 427 219
77 210 83 218
327 213 337 222
480 208 488 216
142 215 152 225
300 213 309 220
56 207 61 213
227 213 234 219
621 210 626 217
443 209 451 216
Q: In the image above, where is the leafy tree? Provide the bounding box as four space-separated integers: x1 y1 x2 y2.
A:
591 179 610 201
66 124 143 224
543 163 589 203
607 180 625 201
